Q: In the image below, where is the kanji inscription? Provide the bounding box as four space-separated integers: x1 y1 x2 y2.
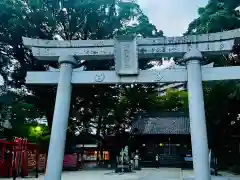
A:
114 36 139 76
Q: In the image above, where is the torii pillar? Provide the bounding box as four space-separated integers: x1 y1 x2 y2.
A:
184 48 211 180
44 55 77 180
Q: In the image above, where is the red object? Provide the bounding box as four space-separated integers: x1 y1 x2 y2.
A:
15 138 21 143
0 137 45 178
63 153 78 169
0 139 15 177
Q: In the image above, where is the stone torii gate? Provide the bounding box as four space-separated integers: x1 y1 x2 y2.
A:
23 29 240 180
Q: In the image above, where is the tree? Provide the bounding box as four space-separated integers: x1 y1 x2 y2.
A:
0 90 43 137
0 0 163 131
186 1 240 167
186 1 240 128
157 89 188 113
0 89 50 145
186 0 240 34
0 1 167 165
28 124 50 143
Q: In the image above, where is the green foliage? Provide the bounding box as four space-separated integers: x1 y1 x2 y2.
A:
0 0 186 148
157 89 188 113
0 90 43 138
28 124 49 142
0 91 49 143
186 0 240 157
186 0 240 34
0 0 163 133
186 1 240 129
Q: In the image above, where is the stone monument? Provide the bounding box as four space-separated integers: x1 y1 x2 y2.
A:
133 149 141 170
115 146 131 173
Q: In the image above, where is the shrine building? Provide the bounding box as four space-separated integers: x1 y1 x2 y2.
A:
130 112 192 167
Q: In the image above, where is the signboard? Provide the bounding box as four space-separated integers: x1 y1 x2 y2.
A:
114 36 139 76
76 144 97 148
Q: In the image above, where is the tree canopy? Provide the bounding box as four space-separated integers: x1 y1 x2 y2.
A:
186 1 240 158
2 1 240 161
186 0 240 34
0 0 167 141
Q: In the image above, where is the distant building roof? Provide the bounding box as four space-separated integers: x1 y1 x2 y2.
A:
131 112 190 135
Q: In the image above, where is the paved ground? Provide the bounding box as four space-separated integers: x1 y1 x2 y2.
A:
1 168 240 180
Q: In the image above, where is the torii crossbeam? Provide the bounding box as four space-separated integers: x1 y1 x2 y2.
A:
23 28 240 180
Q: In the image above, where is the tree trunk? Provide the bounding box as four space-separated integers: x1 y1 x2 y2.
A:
100 124 107 163
46 109 54 129
96 116 102 165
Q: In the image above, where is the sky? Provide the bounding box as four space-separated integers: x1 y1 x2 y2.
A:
138 0 208 36
0 0 209 86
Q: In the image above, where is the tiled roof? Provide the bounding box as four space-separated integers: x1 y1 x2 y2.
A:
131 112 190 135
